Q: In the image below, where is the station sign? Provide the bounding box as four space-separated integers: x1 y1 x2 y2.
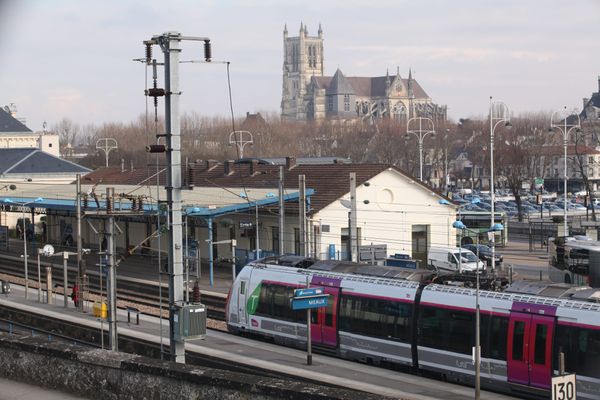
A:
294 288 323 297
291 287 329 310
291 295 329 310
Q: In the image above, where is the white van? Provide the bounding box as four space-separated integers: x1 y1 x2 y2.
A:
428 247 484 273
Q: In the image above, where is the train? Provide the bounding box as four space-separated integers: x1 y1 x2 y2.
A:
226 257 600 399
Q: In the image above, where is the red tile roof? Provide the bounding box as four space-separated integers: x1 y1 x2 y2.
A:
83 161 448 214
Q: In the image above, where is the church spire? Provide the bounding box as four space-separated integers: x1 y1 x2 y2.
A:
318 23 323 38
300 22 304 34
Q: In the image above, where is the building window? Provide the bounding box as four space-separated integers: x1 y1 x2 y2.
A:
327 96 333 112
48 143 52 147
344 94 350 112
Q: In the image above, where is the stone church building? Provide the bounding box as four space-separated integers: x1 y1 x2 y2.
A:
281 23 447 123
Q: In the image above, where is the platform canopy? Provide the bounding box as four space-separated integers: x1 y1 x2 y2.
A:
0 182 312 217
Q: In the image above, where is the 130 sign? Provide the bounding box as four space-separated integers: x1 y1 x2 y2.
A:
552 374 576 400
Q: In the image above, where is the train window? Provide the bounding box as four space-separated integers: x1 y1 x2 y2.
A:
533 324 547 365
481 315 508 360
339 295 411 342
240 281 246 295
418 306 474 355
556 325 600 378
256 284 272 316
255 283 304 323
512 321 525 361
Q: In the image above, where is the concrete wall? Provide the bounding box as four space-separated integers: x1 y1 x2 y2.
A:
0 334 389 400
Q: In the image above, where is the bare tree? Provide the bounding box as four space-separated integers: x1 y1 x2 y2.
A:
51 117 80 156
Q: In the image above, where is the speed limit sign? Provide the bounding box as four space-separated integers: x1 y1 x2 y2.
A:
552 374 576 400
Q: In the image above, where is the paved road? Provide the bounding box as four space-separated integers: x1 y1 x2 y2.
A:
499 237 550 280
0 377 87 400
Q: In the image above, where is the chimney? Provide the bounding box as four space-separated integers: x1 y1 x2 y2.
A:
250 159 259 175
286 156 296 170
224 160 235 175
187 163 195 188
205 159 218 171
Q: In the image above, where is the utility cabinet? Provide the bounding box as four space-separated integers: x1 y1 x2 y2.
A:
173 304 207 341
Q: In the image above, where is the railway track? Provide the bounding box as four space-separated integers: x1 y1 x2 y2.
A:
0 254 227 321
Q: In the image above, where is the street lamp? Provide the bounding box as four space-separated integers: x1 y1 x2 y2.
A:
489 97 511 273
550 107 581 237
452 220 504 400
228 130 254 159
4 197 43 299
406 117 436 181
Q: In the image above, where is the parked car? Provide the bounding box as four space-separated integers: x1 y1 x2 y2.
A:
461 244 503 266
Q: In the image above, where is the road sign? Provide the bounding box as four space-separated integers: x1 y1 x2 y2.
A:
294 288 323 297
534 177 544 190
291 295 329 310
552 374 576 400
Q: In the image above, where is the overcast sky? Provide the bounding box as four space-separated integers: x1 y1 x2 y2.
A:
1 0 599 131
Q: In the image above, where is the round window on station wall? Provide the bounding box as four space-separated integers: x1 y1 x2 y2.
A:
377 188 394 209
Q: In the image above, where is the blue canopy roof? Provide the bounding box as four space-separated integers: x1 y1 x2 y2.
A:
0 189 313 218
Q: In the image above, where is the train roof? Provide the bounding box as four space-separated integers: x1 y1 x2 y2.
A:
503 280 599 300
252 256 435 283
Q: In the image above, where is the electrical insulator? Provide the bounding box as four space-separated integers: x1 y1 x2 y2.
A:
146 144 166 153
147 87 165 97
187 166 195 187
132 197 137 211
83 195 89 210
106 196 112 213
144 41 152 65
192 280 201 303
137 196 144 212
204 40 212 62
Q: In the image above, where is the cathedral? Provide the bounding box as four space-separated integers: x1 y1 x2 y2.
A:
281 23 447 123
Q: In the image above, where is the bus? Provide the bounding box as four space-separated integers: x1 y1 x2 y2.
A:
457 211 507 246
548 236 600 286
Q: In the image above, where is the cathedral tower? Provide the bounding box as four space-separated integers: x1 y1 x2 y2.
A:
281 23 324 121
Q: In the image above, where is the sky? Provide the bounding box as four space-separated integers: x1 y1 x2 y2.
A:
0 0 599 131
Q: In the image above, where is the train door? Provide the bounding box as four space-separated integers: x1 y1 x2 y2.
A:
310 287 340 347
507 312 555 389
237 279 248 325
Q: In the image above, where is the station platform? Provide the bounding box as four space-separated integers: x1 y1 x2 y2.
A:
0 282 518 400
1 238 233 295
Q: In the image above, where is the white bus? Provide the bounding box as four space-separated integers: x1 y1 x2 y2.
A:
548 236 600 286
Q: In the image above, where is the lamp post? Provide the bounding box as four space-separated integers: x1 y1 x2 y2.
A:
406 117 436 181
444 129 450 194
452 220 503 400
5 197 44 299
228 130 254 159
489 97 511 273
550 107 581 237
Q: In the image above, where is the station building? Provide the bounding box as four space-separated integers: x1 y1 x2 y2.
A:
1 159 457 268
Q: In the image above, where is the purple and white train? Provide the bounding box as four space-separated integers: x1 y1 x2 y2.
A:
226 259 600 399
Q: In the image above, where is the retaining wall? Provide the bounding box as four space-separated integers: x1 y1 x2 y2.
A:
0 334 390 400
